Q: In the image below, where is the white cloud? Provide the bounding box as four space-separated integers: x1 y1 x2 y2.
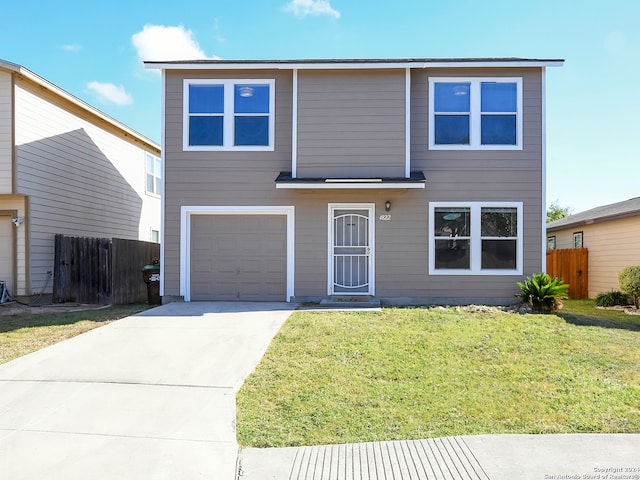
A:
131 24 215 62
61 44 82 52
86 81 133 106
285 0 341 18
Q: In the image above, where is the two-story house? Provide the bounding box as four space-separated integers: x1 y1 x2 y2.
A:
0 60 161 300
146 57 563 305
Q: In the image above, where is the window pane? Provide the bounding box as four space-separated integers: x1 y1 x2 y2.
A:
234 116 269 146
435 115 470 145
435 239 470 269
481 115 516 145
235 84 270 114
146 154 154 173
434 207 470 237
154 157 161 175
189 116 223 146
482 239 516 269
434 83 470 112
146 174 154 193
481 82 517 112
189 85 224 114
481 208 517 236
155 177 161 194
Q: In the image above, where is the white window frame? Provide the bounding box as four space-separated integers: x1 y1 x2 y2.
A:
429 202 523 275
428 77 523 151
183 78 275 152
145 152 161 196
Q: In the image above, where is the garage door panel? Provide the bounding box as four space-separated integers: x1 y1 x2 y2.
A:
190 215 287 301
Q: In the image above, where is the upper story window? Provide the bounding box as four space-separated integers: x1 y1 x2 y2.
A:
429 202 523 275
429 77 522 150
183 79 275 151
145 152 161 196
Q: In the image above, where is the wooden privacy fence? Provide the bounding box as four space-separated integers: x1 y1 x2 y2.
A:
546 248 588 299
53 235 160 304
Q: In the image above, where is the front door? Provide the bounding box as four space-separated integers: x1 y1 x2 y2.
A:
329 204 374 296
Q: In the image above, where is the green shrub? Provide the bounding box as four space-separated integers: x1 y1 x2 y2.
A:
595 290 630 307
516 272 569 312
618 266 640 308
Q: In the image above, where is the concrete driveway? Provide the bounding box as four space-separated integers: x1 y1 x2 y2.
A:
0 302 295 480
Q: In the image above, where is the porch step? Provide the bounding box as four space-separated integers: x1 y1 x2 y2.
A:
319 297 381 309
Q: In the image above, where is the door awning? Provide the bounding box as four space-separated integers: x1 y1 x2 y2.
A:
275 171 426 189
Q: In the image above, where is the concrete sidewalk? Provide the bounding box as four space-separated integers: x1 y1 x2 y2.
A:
238 434 640 479
0 302 295 480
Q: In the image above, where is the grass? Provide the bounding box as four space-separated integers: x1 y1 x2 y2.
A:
236 299 640 447
0 304 150 365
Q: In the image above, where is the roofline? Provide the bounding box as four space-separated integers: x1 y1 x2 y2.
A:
547 210 640 232
144 57 564 71
0 59 159 152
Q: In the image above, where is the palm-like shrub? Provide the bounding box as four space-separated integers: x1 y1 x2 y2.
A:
595 290 630 307
516 273 569 312
618 266 640 308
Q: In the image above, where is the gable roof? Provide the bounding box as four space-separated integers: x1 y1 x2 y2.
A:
145 57 564 70
0 59 159 152
547 197 640 232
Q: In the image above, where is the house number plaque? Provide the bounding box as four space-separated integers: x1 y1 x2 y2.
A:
379 215 391 221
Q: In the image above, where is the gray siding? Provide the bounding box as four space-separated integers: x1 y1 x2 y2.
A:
297 69 406 178
163 66 546 303
163 69 293 294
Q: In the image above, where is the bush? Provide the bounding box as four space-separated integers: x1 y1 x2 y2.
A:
516 272 569 312
595 290 630 307
618 266 640 308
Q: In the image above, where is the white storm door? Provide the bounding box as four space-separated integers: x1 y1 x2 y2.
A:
329 204 374 295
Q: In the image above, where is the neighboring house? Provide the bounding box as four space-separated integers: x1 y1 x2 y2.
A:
146 57 563 304
0 60 161 299
546 197 640 298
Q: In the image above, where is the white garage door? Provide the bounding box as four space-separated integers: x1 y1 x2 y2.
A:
0 216 14 295
190 215 287 301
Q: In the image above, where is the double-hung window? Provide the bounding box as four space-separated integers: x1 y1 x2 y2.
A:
429 202 522 275
145 152 161 196
429 77 522 150
183 79 275 151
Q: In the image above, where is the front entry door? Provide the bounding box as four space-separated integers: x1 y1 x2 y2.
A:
329 204 374 296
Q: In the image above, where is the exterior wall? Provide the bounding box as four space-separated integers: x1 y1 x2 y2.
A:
163 66 545 304
549 216 640 297
0 70 12 193
163 69 293 297
13 77 160 295
296 69 406 178
409 67 544 300
0 196 27 295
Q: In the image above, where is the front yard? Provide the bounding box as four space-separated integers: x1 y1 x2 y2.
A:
236 300 640 447
0 304 149 365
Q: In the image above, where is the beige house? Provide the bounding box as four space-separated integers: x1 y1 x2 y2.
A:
546 197 640 298
0 60 161 299
146 57 563 304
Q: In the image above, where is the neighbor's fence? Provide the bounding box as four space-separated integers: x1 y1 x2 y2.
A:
53 235 160 304
546 248 588 299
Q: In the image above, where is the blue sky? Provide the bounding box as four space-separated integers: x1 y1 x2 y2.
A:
1 0 638 213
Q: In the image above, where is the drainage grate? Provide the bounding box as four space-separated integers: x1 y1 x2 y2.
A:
288 437 490 480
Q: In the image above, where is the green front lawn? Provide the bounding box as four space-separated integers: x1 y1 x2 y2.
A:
236 300 640 447
0 305 150 365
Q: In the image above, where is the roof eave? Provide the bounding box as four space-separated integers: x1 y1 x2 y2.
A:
547 210 640 232
144 58 564 71
0 60 160 151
